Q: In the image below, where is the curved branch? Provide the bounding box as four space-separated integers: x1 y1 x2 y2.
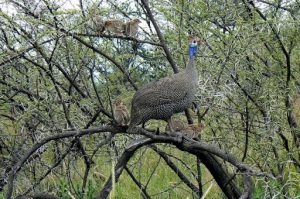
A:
6 125 259 198
5 126 121 199
95 138 153 199
132 127 253 172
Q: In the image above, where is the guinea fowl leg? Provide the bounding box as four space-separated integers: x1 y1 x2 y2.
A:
167 118 183 140
166 118 174 134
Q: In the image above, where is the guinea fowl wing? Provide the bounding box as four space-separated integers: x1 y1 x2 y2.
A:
132 73 189 108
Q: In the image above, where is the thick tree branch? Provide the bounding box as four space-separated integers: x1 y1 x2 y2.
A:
5 126 121 199
5 124 258 198
74 33 162 47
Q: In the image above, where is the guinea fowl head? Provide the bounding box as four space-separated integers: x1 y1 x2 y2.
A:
188 36 203 60
131 18 142 24
114 98 123 106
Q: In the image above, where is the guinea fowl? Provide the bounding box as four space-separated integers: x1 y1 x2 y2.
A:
128 36 202 132
165 119 186 132
88 15 105 36
183 123 205 138
165 120 205 138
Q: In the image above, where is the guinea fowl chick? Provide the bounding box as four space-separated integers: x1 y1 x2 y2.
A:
165 120 205 138
183 123 205 138
123 18 142 37
103 19 125 36
113 98 130 126
165 120 186 132
88 15 105 36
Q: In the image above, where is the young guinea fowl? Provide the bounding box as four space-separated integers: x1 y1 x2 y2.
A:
165 119 205 138
128 36 202 133
113 98 130 126
165 120 186 132
183 123 205 138
88 15 105 36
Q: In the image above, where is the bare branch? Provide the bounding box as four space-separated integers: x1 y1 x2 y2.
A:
151 145 200 196
139 0 179 73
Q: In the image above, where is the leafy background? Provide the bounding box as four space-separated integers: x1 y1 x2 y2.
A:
0 0 299 198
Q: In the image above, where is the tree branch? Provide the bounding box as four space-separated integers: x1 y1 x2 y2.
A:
139 0 179 73
95 138 153 199
125 166 151 199
151 145 200 196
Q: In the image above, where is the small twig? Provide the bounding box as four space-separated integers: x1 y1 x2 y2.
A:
196 157 203 198
18 140 76 197
139 0 179 73
125 166 151 199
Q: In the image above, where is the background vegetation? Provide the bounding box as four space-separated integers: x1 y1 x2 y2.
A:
0 0 299 198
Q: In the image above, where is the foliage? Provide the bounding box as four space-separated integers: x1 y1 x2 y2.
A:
0 0 299 198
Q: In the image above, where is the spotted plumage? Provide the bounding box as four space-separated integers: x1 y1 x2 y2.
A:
128 37 201 132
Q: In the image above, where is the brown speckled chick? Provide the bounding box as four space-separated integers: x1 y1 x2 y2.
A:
183 123 205 138
113 98 130 126
165 120 205 138
165 120 186 132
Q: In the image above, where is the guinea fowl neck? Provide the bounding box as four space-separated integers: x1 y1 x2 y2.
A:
186 58 196 73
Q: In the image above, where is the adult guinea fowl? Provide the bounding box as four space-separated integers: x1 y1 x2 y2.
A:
128 36 202 132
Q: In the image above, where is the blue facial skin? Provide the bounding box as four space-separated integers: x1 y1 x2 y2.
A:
189 42 198 59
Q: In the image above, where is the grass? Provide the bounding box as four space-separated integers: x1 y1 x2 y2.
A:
2 107 300 198
4 140 225 199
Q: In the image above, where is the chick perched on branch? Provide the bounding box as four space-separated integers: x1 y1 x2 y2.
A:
183 123 205 138
165 120 205 138
123 18 142 37
165 120 186 132
88 15 105 36
103 19 125 36
88 17 142 38
113 98 130 126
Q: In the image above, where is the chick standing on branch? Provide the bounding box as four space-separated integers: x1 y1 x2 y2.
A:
88 17 142 38
124 18 142 37
113 98 130 126
88 15 105 36
103 19 125 36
